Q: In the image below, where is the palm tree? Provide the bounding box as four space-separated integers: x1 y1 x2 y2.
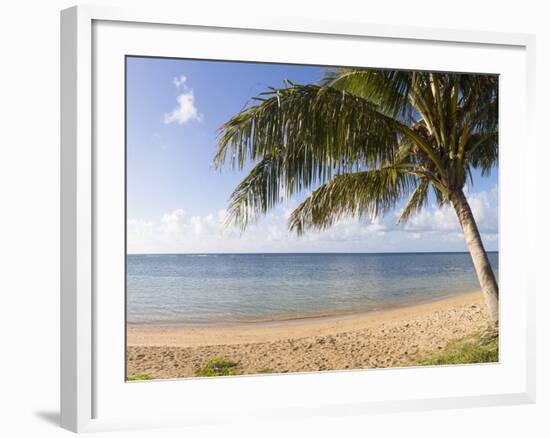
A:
214 69 499 325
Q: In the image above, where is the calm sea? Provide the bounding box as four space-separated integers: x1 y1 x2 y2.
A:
126 252 498 325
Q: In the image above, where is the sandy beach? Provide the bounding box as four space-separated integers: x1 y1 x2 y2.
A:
127 291 491 379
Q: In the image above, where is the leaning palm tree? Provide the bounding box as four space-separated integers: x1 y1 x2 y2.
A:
214 69 499 325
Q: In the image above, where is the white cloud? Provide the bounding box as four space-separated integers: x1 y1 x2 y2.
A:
164 75 202 125
128 187 498 254
173 75 187 88
128 204 386 254
398 185 498 236
164 90 202 125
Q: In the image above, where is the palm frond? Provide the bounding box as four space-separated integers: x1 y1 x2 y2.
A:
224 151 284 228
215 83 400 175
326 68 414 120
397 178 430 223
288 167 416 235
468 131 498 176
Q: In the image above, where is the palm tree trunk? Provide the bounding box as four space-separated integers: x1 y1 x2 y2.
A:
450 189 499 325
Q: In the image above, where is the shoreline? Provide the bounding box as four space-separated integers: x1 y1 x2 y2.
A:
127 290 492 378
128 290 484 348
127 289 481 331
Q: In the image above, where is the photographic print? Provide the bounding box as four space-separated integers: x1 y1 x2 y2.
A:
125 57 499 381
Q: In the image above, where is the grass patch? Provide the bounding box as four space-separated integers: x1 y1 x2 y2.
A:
196 357 239 377
256 368 274 374
127 373 154 381
418 329 499 366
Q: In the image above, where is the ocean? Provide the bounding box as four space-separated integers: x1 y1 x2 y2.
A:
126 252 498 325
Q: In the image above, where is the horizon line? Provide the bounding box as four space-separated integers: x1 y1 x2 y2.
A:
127 250 499 256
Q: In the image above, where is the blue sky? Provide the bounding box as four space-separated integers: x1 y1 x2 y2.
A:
126 57 498 254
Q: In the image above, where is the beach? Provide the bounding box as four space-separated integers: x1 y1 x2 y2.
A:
127 290 492 379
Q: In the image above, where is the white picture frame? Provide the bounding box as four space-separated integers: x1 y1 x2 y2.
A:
60 4 537 433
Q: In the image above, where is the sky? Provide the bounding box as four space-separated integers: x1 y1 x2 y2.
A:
126 57 498 254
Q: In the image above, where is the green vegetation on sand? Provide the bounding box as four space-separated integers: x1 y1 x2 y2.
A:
196 357 239 377
418 330 498 366
127 373 154 381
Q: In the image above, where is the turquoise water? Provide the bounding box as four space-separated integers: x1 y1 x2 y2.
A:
126 252 498 325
